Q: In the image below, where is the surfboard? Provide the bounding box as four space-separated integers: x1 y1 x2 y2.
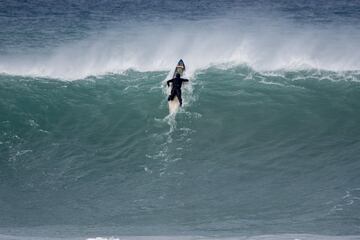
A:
168 59 186 114
172 59 186 78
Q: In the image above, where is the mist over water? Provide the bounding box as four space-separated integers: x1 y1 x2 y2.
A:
1 1 360 239
0 1 360 79
1 21 360 79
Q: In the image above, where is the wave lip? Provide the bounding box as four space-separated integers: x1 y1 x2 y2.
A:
1 21 360 80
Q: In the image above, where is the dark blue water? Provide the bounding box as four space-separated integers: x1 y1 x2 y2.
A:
0 1 360 239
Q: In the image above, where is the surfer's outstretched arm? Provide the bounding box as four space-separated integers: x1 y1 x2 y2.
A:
166 79 173 87
182 78 189 82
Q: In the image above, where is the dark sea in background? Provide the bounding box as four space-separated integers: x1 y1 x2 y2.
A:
0 0 360 239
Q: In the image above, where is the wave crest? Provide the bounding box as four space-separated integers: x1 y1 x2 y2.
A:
0 21 359 80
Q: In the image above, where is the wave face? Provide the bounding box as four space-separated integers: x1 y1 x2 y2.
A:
1 0 360 239
1 68 360 238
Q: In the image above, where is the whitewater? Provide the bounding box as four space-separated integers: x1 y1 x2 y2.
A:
0 0 360 239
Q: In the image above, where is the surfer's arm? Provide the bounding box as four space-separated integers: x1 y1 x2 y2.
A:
182 78 189 82
166 79 173 87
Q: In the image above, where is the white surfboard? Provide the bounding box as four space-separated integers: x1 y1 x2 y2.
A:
168 96 180 114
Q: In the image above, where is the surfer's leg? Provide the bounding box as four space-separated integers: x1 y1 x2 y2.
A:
176 89 182 106
168 89 176 101
168 95 174 101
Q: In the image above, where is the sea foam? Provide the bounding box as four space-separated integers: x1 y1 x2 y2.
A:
0 20 359 80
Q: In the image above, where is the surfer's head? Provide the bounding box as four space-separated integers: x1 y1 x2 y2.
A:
176 73 180 78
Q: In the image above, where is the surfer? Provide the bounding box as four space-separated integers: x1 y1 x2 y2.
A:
167 73 189 107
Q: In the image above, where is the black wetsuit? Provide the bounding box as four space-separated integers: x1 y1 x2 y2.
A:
167 76 189 106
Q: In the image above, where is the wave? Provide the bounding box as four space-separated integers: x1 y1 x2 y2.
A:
1 67 359 236
0 20 360 80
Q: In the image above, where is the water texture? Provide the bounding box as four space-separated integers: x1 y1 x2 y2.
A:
0 0 359 239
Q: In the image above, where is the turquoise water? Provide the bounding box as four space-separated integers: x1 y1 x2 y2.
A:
1 67 360 239
1 0 360 239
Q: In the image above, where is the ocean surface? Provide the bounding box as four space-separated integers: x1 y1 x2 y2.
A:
1 0 360 239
